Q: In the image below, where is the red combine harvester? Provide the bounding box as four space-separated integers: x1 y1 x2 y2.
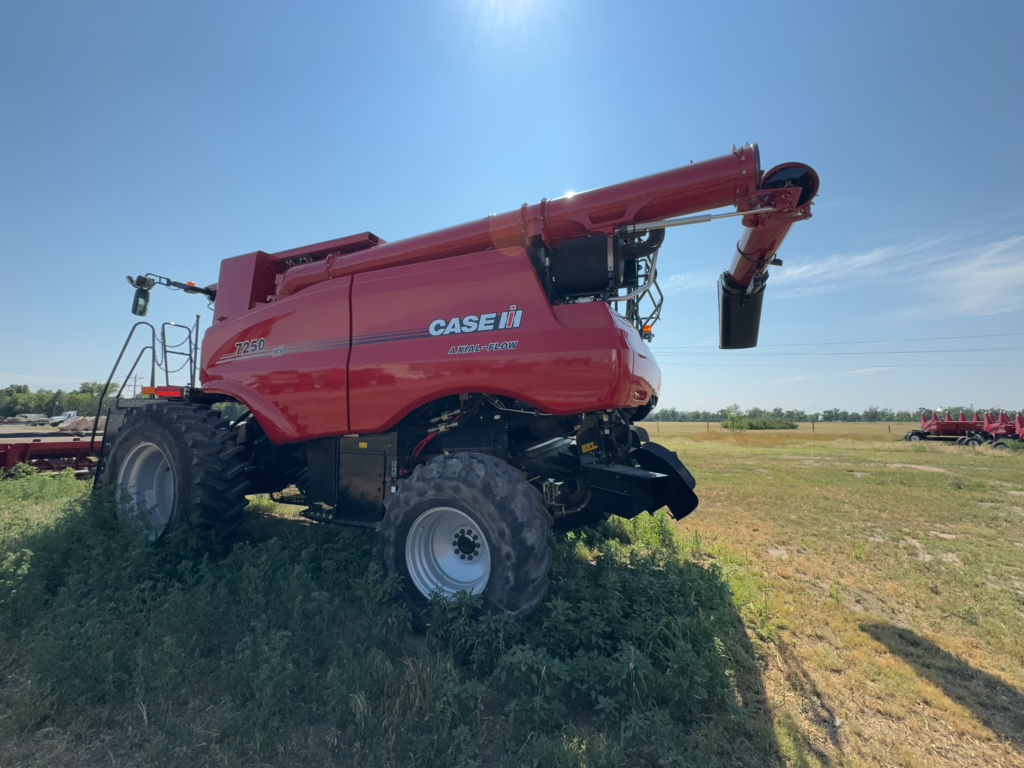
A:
905 411 1023 448
95 144 818 618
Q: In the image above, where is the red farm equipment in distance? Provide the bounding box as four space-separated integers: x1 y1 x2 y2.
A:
93 143 819 620
0 432 101 477
904 411 1024 449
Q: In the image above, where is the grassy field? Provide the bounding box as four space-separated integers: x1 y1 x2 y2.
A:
1 425 1022 767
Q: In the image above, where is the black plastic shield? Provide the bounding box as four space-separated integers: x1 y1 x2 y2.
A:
718 275 765 350
631 442 699 520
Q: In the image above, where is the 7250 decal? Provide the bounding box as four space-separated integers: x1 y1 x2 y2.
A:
234 338 267 354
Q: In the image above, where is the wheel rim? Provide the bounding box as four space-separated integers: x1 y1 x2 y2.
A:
116 442 175 537
405 506 491 599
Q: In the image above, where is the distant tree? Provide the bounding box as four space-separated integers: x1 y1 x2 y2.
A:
861 406 894 422
723 404 747 432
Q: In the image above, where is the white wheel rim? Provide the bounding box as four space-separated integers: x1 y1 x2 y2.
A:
405 506 491 599
116 442 175 537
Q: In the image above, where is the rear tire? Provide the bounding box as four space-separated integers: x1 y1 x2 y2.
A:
377 452 553 623
101 403 250 540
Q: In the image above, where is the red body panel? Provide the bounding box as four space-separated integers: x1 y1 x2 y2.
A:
202 278 353 442
202 249 659 442
348 249 658 433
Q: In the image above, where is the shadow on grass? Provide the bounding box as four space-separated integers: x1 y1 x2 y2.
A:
861 622 1024 749
1 494 785 767
775 639 844 766
425 518 787 766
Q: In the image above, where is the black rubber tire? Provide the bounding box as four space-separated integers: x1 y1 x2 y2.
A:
966 437 984 448
377 452 553 623
906 433 922 442
992 441 1008 451
100 402 250 540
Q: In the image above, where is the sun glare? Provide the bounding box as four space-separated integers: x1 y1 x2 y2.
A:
458 0 556 46
482 0 536 27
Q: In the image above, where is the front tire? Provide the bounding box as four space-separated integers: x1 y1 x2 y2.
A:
377 452 553 622
101 403 250 540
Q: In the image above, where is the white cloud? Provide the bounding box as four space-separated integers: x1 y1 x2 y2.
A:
770 237 951 298
659 272 715 295
923 235 1024 316
770 233 1024 316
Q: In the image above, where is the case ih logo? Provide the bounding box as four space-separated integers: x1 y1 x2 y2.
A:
428 305 523 336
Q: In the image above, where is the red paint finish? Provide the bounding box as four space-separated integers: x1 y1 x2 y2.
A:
919 411 984 437
213 250 277 323
0 435 101 473
274 146 768 299
194 144 818 445
201 278 353 443
347 249 657 433
201 248 661 443
983 411 1023 438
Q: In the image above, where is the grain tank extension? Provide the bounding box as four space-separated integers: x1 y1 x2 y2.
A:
100 144 819 619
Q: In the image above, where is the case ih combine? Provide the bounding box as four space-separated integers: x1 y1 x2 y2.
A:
94 144 818 619
905 411 1023 448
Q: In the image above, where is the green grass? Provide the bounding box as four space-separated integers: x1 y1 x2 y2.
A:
0 475 779 767
2 431 1023 767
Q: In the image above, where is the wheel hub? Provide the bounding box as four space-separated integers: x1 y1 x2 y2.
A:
405 506 491 599
453 528 481 561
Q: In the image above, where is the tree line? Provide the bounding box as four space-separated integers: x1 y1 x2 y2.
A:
2 382 1019 424
645 404 1023 423
0 383 116 419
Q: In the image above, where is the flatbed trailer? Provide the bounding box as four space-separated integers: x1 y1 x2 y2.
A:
0 431 102 476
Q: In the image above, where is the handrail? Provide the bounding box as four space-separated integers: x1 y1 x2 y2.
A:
92 322 158 447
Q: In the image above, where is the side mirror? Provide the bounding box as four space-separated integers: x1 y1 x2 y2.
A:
131 286 150 316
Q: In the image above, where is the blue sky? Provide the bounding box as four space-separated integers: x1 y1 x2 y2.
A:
1 1 1022 414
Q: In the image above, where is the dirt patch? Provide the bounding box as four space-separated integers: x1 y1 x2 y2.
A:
939 553 963 567
902 537 933 562
768 547 789 560
929 531 958 540
888 464 947 473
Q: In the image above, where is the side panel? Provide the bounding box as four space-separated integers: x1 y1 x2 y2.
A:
200 277 352 443
348 248 660 434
